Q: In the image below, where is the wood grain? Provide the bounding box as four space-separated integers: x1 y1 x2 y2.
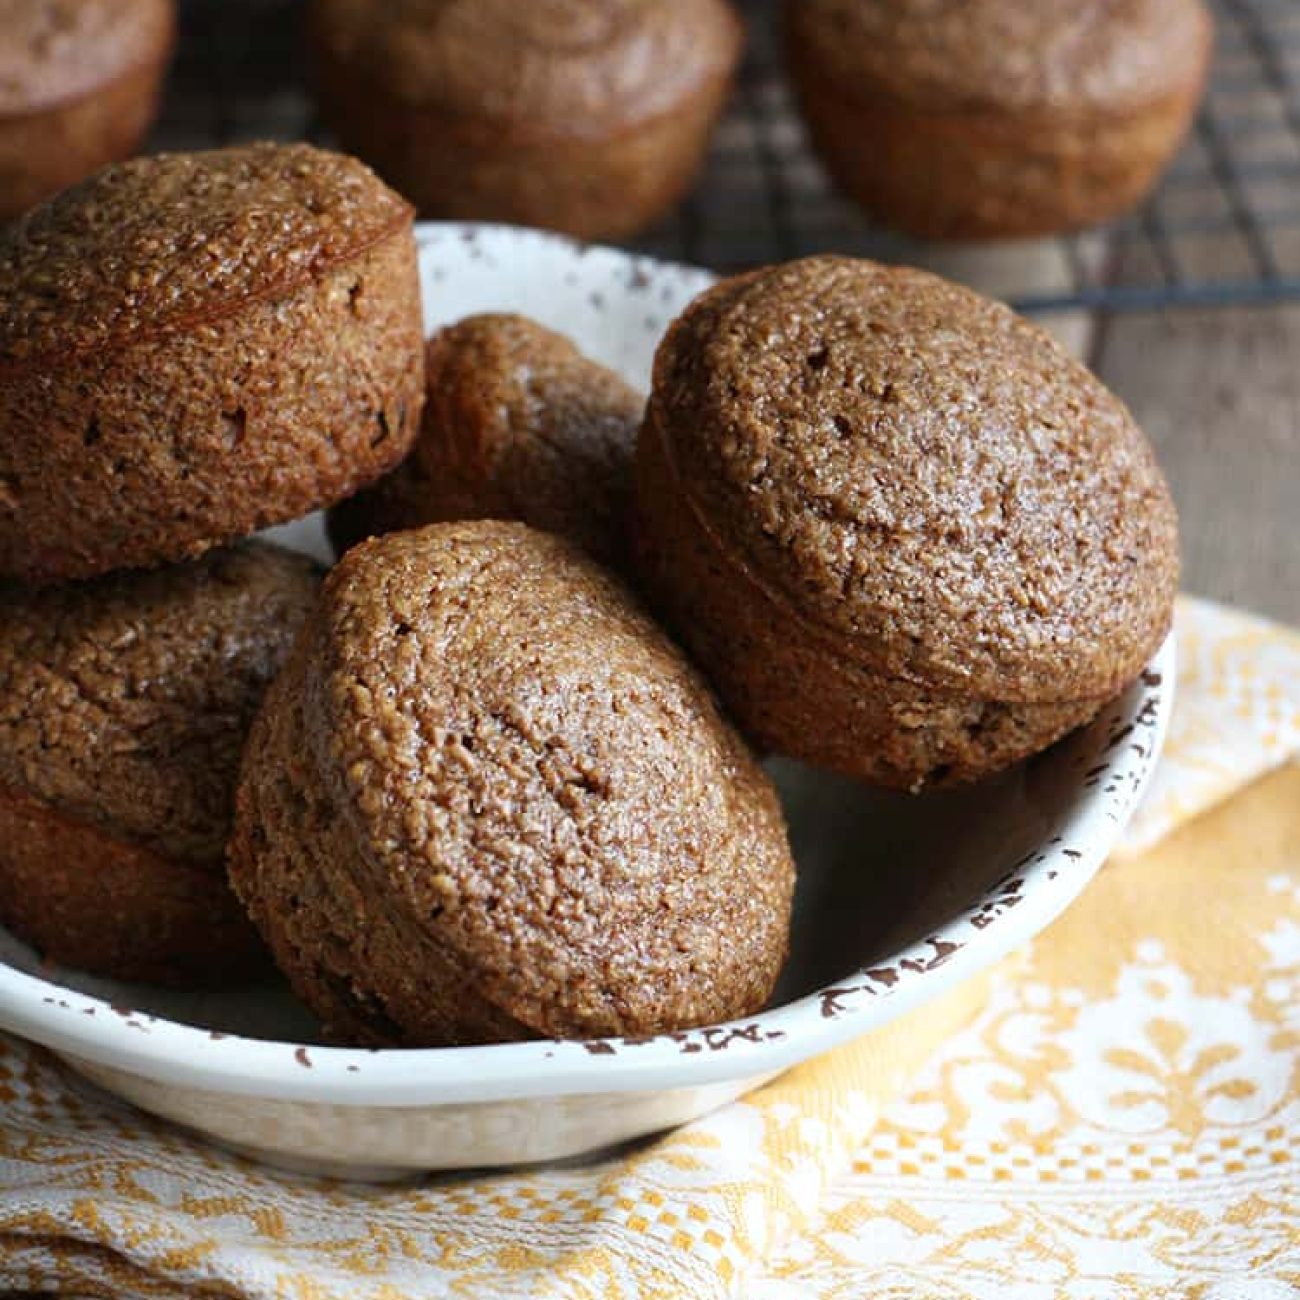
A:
1094 305 1300 625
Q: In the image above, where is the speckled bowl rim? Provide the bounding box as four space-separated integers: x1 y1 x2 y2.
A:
0 223 1176 1109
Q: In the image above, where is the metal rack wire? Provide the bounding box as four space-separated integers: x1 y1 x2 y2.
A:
159 0 1300 315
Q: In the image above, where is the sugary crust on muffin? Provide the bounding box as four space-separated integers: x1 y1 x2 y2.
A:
329 313 643 565
635 422 1107 788
0 149 425 584
0 784 266 985
230 521 794 1045
644 257 1178 708
309 0 742 135
0 0 174 116
0 143 414 366
0 542 320 867
786 0 1212 115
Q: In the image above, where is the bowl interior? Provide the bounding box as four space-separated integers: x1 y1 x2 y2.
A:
771 758 1051 1003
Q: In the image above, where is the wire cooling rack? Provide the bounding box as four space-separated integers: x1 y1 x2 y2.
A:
158 0 1300 315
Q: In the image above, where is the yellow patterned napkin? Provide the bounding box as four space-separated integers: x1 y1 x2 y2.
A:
1 594 1298 1299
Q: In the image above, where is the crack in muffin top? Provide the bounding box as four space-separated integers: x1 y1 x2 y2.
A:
647 256 1178 703
0 0 173 115
0 142 413 366
310 0 742 132
788 0 1211 114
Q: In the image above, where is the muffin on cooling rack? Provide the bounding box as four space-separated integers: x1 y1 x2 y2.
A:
0 543 320 985
230 521 795 1046
329 313 644 568
308 0 743 240
784 0 1213 240
0 0 175 220
0 142 424 585
634 256 1178 790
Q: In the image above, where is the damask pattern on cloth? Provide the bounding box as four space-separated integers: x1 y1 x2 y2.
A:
756 761 1300 1299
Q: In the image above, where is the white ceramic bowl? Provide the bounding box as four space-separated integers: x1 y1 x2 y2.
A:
0 225 1175 1179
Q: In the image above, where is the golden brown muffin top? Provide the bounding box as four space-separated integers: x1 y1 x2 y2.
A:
0 0 174 115
647 256 1178 704
0 542 320 868
787 0 1212 113
303 521 792 1036
310 0 743 133
0 142 413 366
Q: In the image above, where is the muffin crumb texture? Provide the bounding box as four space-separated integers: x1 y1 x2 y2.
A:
0 141 412 362
329 313 644 567
231 521 795 1046
0 142 425 584
0 542 321 983
635 256 1178 787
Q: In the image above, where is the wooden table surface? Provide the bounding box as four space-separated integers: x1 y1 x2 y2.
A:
1096 305 1300 628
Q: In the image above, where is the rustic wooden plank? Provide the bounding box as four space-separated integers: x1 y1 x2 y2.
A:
1094 304 1300 625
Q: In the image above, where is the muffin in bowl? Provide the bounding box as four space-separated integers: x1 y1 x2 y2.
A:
329 313 644 568
0 142 425 585
308 0 743 240
784 0 1212 240
0 542 320 985
230 521 795 1046
634 255 1178 789
0 0 175 220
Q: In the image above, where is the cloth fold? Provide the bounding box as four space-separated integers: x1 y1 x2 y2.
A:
2 594 1298 1299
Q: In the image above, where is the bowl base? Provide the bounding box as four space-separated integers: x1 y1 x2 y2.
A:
205 1135 421 1183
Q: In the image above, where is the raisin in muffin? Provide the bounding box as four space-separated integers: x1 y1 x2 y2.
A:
329 313 643 567
0 542 320 984
308 0 742 240
785 0 1212 239
0 143 425 584
634 256 1178 789
230 521 795 1046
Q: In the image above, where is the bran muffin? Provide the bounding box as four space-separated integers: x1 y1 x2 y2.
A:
328 314 644 567
785 0 1212 240
308 0 743 241
0 542 320 985
229 521 795 1046
0 142 425 585
0 0 175 221
634 257 1178 790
